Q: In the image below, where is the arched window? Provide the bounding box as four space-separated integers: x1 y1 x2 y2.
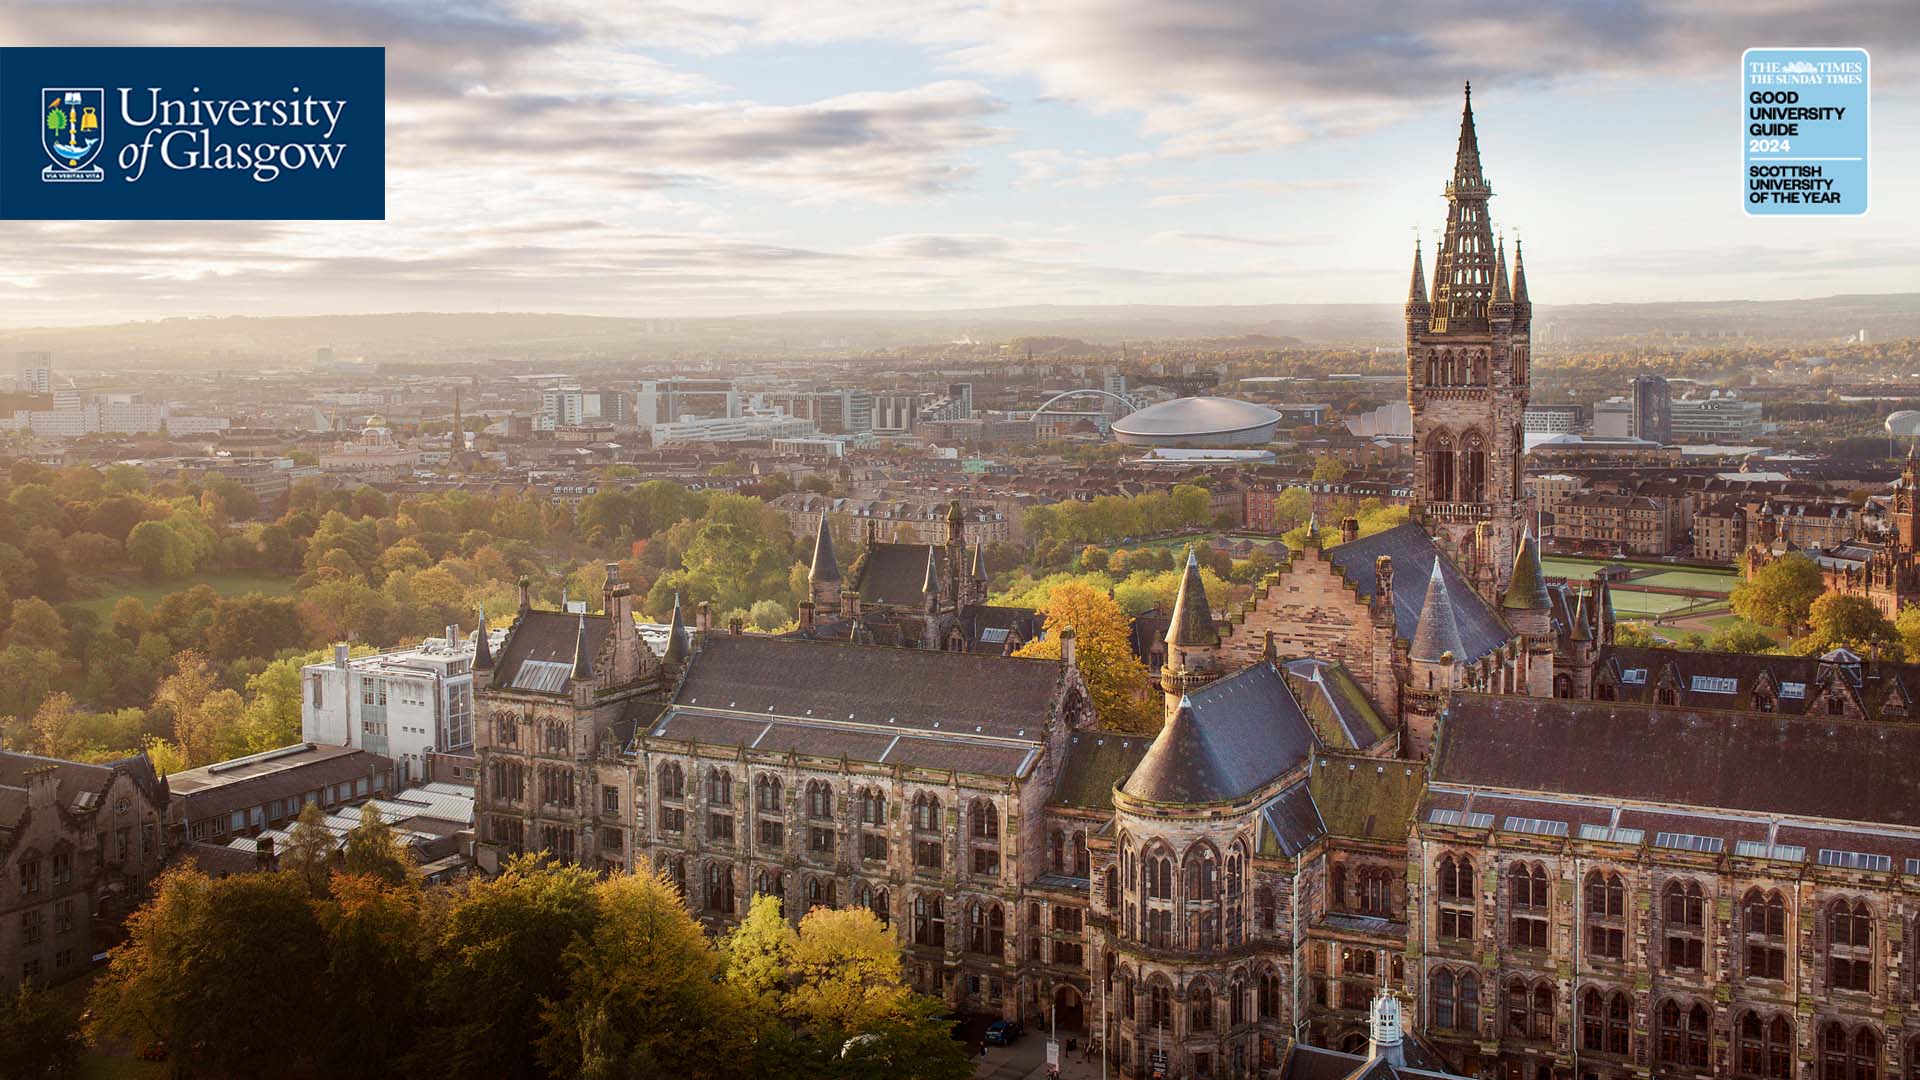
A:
704 862 733 913
1581 989 1630 1055
1432 969 1458 1030
1190 979 1214 1032
1358 866 1392 916
1509 863 1549 949
911 793 940 832
1664 879 1707 970
1184 844 1218 902
1738 1012 1793 1079
1104 866 1119 911
1460 430 1488 503
1437 853 1475 940
1073 830 1089 877
1149 982 1172 1029
1429 430 1456 502
967 902 1004 954
1532 984 1554 1041
1829 898 1873 992
1586 870 1626 959
708 769 732 806
913 894 944 947
1504 978 1530 1038
658 762 685 799
1254 886 1275 932
1658 1000 1711 1067
870 886 889 927
1258 968 1280 1020
1146 847 1174 901
1050 829 1066 872
969 799 997 838
1743 888 1788 980
755 773 781 812
858 787 886 826
807 780 833 820
1820 1023 1880 1080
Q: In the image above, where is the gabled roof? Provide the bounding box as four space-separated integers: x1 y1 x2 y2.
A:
1434 693 1920 828
671 634 1062 740
1309 754 1426 841
1120 661 1317 804
1326 523 1510 663
849 541 945 607
1052 732 1151 812
493 608 611 693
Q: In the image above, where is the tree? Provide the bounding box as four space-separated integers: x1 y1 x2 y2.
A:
1706 619 1778 654
748 598 791 632
723 893 797 1012
1015 581 1156 732
785 906 914 1031
88 867 328 1076
342 802 414 886
0 981 82 1080
415 856 601 1080
318 873 434 1078
2 597 65 653
537 869 746 1080
205 594 310 662
1897 604 1920 661
126 520 193 580
1730 554 1824 632
1312 456 1350 482
282 800 335 896
1798 593 1900 658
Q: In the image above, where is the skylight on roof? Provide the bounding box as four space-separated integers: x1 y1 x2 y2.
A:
1817 849 1892 872
1654 832 1724 854
1504 816 1569 837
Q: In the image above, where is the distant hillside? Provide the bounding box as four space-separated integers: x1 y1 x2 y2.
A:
4 294 1916 370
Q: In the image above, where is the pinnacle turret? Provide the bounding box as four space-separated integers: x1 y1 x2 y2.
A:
808 514 840 583
663 593 689 665
1166 547 1219 648
1410 561 1464 663
473 605 493 670
1407 238 1429 311
570 614 594 680
1492 237 1511 306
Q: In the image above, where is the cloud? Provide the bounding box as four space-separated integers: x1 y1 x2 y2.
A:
1147 231 1333 250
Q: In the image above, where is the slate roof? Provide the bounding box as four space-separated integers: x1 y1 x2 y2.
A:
1167 548 1220 647
849 541 942 607
1282 659 1389 750
1120 660 1317 804
1327 523 1510 663
1257 778 1326 856
808 514 841 583
671 634 1062 739
1308 754 1427 841
1408 562 1465 663
492 608 612 693
1596 644 1920 720
1434 693 1920 828
1051 733 1152 810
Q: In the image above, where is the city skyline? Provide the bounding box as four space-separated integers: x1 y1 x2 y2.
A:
0 1 1916 325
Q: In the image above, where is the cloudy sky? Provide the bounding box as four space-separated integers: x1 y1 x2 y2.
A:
2 0 1917 324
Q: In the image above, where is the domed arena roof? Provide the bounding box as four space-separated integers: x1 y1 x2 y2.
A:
1110 396 1281 446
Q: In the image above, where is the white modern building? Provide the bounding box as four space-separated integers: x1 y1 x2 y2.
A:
651 412 816 445
1669 392 1764 442
301 630 488 786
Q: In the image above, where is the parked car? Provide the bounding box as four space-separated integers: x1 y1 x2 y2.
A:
984 1019 1024 1046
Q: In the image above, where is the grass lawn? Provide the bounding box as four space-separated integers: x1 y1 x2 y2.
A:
1609 591 1714 617
1634 569 1737 594
75 572 295 617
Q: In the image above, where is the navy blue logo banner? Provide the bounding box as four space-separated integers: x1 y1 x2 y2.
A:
0 47 384 220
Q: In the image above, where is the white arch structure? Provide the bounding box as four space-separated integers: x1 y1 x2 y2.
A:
1028 388 1140 419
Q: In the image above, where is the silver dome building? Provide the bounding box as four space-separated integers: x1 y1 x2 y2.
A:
1109 396 1282 447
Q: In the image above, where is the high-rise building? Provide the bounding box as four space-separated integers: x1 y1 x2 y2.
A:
14 352 51 395
1632 374 1672 444
1406 83 1530 602
637 378 740 430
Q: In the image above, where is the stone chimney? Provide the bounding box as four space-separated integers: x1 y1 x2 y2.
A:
1375 555 1394 613
798 601 816 634
696 600 712 635
728 617 744 636
334 643 350 669
1059 627 1077 670
1341 517 1360 545
255 834 276 871
517 575 532 613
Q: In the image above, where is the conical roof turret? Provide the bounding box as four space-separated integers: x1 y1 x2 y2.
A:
1165 547 1219 648
473 605 493 670
1410 561 1465 663
808 514 840 583
1501 526 1550 611
570 614 594 680
663 593 689 665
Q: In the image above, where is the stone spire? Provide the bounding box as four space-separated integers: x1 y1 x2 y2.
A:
1261 628 1278 664
570 614 594 680
922 545 940 597
1501 526 1549 611
1431 82 1498 332
1512 238 1530 308
809 514 840 583
1166 547 1219 647
970 542 987 582
473 605 493 670
1571 591 1593 642
1410 561 1464 663
663 593 689 665
1407 237 1428 308
1492 236 1511 306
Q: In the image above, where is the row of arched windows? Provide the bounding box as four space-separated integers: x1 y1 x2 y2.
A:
1111 966 1285 1032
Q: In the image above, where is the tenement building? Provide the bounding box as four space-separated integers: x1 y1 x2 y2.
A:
1746 450 1920 620
465 86 1920 1080
1 750 170 993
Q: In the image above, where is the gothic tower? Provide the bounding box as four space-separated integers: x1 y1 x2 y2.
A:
1408 83 1532 604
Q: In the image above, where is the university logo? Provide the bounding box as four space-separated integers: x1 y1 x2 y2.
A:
41 87 105 182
